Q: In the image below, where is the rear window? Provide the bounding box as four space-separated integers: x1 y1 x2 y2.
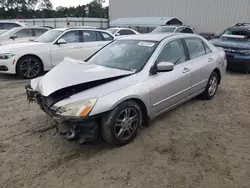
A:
151 26 176 33
222 28 250 39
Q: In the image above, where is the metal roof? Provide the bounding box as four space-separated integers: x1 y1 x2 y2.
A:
110 17 182 27
117 33 176 41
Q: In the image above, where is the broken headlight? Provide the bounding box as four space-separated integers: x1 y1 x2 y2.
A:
55 98 97 117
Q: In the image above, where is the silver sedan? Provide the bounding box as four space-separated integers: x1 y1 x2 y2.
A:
26 33 227 146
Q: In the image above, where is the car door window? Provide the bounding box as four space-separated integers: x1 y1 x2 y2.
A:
100 32 114 41
157 39 186 65
185 38 206 59
60 30 80 43
96 32 103 41
3 23 20 29
34 28 48 36
175 27 184 33
182 28 194 33
118 29 135 35
15 29 33 38
80 30 97 42
203 42 212 54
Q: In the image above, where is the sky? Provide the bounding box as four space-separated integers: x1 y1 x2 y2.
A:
51 0 109 8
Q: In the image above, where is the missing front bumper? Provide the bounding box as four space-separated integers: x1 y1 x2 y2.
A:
57 118 99 143
25 85 99 144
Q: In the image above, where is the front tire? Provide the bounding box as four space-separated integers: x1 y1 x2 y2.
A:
200 71 219 100
16 56 43 79
101 100 142 146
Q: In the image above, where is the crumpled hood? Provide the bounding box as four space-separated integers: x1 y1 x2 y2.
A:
210 38 250 49
31 58 134 97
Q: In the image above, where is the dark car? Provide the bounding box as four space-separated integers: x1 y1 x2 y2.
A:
210 23 250 73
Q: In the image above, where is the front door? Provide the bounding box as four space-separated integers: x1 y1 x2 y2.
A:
149 39 192 117
50 30 82 66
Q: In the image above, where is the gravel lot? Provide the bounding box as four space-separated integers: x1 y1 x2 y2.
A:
0 72 250 188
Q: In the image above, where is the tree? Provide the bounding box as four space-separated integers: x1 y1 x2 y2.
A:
0 0 108 19
38 0 53 10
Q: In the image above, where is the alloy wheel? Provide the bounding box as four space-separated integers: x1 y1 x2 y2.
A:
114 107 139 141
20 59 40 78
208 76 218 96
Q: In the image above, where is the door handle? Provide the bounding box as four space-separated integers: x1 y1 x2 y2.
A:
182 67 190 73
208 57 213 62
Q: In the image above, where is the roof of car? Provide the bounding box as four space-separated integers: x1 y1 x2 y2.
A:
229 23 250 30
109 27 133 30
117 33 177 41
117 33 198 41
52 27 111 33
0 21 27 25
158 25 191 28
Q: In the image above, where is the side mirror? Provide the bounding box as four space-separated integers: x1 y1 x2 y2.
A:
56 38 67 45
10 35 17 40
115 33 121 36
157 62 174 72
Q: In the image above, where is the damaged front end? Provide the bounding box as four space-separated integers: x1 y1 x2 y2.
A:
25 58 135 144
25 84 99 144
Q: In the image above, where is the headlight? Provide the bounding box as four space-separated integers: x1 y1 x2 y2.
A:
55 98 97 117
0 53 15 59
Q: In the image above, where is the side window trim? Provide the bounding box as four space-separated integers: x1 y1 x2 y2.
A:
100 31 114 41
32 29 36 37
202 41 212 54
181 38 190 61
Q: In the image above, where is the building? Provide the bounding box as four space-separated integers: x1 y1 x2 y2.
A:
109 0 250 33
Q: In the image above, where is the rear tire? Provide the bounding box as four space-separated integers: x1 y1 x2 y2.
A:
16 56 43 79
200 71 219 100
101 100 142 146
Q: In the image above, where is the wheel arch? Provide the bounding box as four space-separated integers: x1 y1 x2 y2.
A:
111 97 150 124
213 68 221 84
16 54 44 72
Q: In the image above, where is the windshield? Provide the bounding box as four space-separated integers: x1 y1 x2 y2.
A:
151 26 176 33
106 28 119 34
88 40 159 71
34 30 63 43
222 28 250 39
0 28 16 37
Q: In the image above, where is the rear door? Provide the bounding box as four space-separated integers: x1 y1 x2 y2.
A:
33 28 48 37
50 30 82 66
149 39 192 117
183 37 215 94
12 28 33 43
79 30 113 60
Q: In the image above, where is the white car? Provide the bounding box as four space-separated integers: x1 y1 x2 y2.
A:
0 26 50 45
106 27 139 36
0 21 28 34
0 28 115 78
151 25 195 34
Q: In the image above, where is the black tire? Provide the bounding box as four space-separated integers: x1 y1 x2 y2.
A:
101 100 143 146
16 56 43 79
200 71 219 100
